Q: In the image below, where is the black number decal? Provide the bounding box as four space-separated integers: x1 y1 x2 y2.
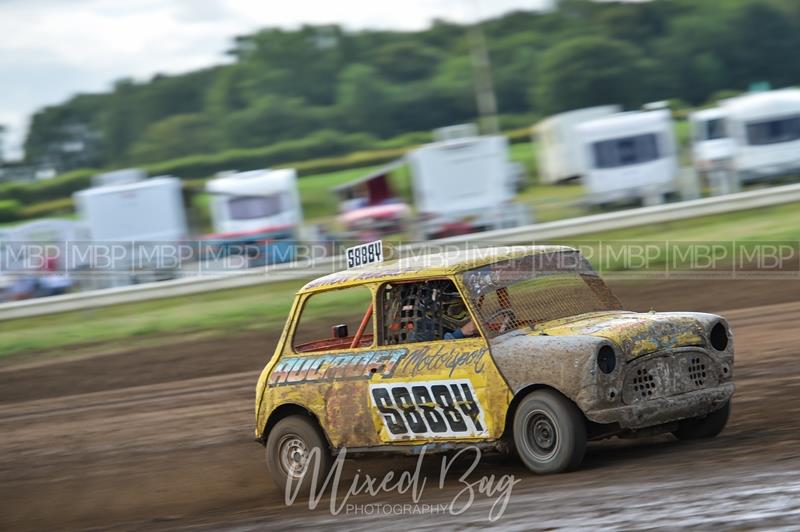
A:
372 380 483 438
392 387 426 433
372 388 406 435
432 384 466 432
412 385 447 433
450 383 484 432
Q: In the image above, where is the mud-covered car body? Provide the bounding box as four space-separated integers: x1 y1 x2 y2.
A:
255 246 734 454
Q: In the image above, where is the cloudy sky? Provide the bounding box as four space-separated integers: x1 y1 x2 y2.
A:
0 0 553 160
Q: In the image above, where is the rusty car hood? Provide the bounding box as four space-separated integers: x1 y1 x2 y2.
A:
527 311 707 360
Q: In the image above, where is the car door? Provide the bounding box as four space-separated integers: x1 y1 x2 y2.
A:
368 278 511 444
265 283 400 449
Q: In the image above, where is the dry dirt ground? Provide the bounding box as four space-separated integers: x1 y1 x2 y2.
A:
1 279 799 530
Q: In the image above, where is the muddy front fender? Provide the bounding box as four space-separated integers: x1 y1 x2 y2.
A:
489 332 618 412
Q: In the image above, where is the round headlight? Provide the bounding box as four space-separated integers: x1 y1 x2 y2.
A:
597 345 616 374
710 322 728 351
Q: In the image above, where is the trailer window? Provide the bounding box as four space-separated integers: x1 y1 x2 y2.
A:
746 115 800 146
704 118 727 140
228 194 284 220
592 133 660 169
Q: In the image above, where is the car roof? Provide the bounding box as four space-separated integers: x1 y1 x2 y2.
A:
300 245 576 293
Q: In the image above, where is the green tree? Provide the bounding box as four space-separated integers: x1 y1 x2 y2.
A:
128 114 218 164
222 95 322 149
370 41 442 82
724 1 800 88
20 1 800 172
535 36 653 114
653 14 729 104
336 64 394 136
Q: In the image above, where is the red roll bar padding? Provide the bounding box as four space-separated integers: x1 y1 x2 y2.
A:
350 303 374 349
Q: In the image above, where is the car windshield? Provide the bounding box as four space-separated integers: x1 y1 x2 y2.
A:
458 251 622 339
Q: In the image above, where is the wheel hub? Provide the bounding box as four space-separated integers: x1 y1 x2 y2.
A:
526 410 559 460
278 435 309 478
533 418 555 449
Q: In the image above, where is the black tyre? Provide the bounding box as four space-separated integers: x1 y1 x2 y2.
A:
265 415 332 495
513 390 587 474
672 401 730 440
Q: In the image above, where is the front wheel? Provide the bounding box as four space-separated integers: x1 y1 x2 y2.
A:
672 401 731 440
513 390 586 474
265 415 332 495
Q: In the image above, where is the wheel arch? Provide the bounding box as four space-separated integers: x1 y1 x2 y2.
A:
502 384 585 440
259 403 332 448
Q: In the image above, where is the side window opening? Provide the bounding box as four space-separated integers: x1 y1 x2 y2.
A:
292 286 374 353
380 279 473 345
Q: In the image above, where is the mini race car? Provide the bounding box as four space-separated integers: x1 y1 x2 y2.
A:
255 245 735 492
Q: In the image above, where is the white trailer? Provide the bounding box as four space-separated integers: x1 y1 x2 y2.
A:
576 109 678 206
689 108 738 195
204 169 302 266
407 135 529 239
720 88 800 183
74 177 187 242
690 108 736 170
205 169 302 237
73 177 188 287
533 105 621 184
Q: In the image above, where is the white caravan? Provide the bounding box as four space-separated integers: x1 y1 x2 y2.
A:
407 134 529 239
72 176 188 286
576 109 678 205
205 169 302 238
533 105 621 184
689 108 739 195
720 88 800 183
690 108 737 174
74 177 187 242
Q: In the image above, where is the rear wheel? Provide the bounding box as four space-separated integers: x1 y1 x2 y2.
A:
513 390 586 474
672 401 730 440
265 415 332 495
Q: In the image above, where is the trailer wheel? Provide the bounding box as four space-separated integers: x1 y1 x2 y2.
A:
672 401 730 440
265 415 332 495
513 390 586 474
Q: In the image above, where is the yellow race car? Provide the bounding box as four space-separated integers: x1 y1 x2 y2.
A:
255 245 734 492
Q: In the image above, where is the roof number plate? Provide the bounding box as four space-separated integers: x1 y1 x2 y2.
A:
346 240 383 269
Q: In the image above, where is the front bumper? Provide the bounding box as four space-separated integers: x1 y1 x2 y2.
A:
585 382 735 429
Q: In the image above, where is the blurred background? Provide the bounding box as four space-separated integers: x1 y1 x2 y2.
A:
2 1 800 529
1 0 800 299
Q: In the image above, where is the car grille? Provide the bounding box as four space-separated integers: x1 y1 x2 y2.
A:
622 349 719 404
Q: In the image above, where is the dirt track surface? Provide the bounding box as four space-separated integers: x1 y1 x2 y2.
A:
1 279 800 530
